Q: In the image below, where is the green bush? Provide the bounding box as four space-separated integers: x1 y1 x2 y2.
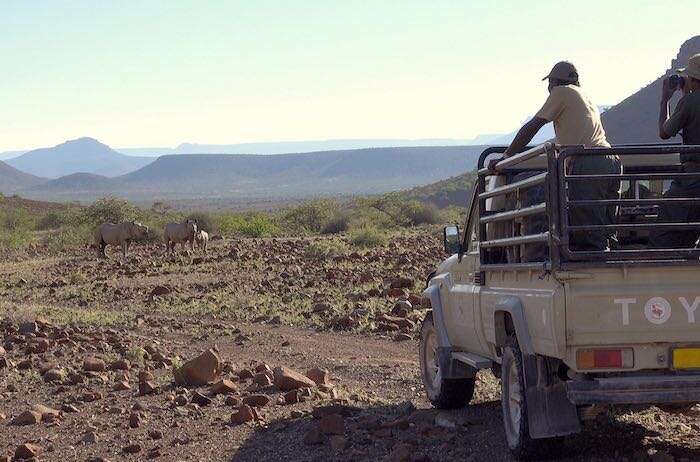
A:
349 226 387 248
1 207 33 232
321 211 350 234
404 201 440 226
42 223 93 252
304 239 347 259
281 199 338 234
83 197 139 225
218 213 279 238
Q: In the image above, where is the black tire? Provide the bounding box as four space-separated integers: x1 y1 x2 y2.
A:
501 336 536 459
419 313 475 409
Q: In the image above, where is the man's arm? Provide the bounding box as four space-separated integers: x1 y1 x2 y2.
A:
503 117 549 157
659 77 675 139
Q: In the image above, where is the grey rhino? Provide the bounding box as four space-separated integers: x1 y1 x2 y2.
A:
94 221 149 258
164 219 198 254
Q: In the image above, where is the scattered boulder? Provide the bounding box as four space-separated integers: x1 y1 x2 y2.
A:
139 381 158 396
210 379 237 395
230 405 256 425
32 404 60 422
43 368 66 382
14 443 42 460
83 357 106 372
174 349 222 386
110 359 131 371
150 285 171 297
122 443 142 454
243 394 271 408
273 366 316 391
11 410 42 426
305 368 330 386
191 391 212 406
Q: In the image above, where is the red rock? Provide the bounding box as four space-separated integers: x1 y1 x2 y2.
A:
273 366 316 391
238 369 254 380
43 368 65 382
11 410 42 426
230 405 256 425
305 368 330 386
32 404 60 421
83 357 106 372
122 443 142 454
129 412 142 428
225 396 242 407
81 391 103 402
191 391 212 406
110 359 131 370
253 372 273 387
174 349 221 386
114 380 131 391
139 380 158 395
388 288 406 298
14 443 42 460
150 286 171 296
243 394 271 407
319 413 345 435
210 379 237 395
138 370 154 382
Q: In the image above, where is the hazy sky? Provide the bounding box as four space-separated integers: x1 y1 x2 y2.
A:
2 0 699 151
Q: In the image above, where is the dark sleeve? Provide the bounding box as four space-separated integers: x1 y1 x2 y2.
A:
663 96 689 137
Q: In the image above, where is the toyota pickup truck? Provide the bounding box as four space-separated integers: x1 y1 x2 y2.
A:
419 143 700 459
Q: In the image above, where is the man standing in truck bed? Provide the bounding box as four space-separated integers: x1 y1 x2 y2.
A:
495 61 621 255
652 53 700 249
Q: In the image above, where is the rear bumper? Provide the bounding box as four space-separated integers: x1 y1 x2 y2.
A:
567 374 700 405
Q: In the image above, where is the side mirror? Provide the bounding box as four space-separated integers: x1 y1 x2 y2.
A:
443 225 461 255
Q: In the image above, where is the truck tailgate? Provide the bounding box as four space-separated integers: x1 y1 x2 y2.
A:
565 266 700 346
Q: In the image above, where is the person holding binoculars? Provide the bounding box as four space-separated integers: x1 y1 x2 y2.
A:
652 54 700 249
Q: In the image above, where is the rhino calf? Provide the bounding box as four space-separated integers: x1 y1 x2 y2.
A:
164 219 198 254
195 230 209 253
94 221 149 258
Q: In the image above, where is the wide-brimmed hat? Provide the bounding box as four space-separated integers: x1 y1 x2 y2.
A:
542 61 579 83
677 53 700 80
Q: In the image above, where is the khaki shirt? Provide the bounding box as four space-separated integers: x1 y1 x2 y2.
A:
663 91 700 164
535 85 610 148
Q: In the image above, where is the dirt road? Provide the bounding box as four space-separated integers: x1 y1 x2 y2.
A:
2 232 700 461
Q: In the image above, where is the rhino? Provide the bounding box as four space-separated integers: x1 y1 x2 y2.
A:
164 219 198 254
195 230 209 253
94 221 149 258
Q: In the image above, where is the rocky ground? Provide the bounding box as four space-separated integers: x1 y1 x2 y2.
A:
2 229 700 461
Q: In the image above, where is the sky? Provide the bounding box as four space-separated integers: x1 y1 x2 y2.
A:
1 0 699 152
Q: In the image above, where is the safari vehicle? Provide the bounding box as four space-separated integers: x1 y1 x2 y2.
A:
419 143 700 458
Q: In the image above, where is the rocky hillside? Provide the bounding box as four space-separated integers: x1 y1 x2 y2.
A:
0 161 46 194
603 36 700 144
19 146 486 202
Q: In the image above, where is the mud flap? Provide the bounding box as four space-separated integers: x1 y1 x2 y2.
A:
523 355 581 438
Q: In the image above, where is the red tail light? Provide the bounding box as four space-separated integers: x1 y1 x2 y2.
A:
577 348 633 369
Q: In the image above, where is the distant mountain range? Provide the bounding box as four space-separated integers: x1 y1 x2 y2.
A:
0 161 46 193
14 146 487 202
603 35 700 144
6 138 153 178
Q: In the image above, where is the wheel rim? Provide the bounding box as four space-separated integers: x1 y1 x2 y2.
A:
504 355 522 446
507 359 522 429
423 326 441 392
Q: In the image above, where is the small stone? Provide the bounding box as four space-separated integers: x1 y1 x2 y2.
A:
273 366 316 391
174 395 188 406
32 404 60 421
61 404 79 413
129 412 143 428
139 380 158 395
243 394 271 407
305 368 330 386
174 349 222 386
149 429 163 440
83 357 106 372
225 396 242 407
122 443 142 454
43 368 65 382
190 391 212 406
210 379 237 395
253 372 273 387
12 410 42 426
291 410 305 418
14 443 42 460
110 359 131 370
114 380 131 391
394 333 413 342
230 405 256 425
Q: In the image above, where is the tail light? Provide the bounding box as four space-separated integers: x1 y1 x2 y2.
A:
576 348 634 369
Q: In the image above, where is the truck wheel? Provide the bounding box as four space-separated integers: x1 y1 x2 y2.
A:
419 313 475 409
501 336 535 459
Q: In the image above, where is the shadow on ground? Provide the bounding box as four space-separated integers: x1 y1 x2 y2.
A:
229 399 700 462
